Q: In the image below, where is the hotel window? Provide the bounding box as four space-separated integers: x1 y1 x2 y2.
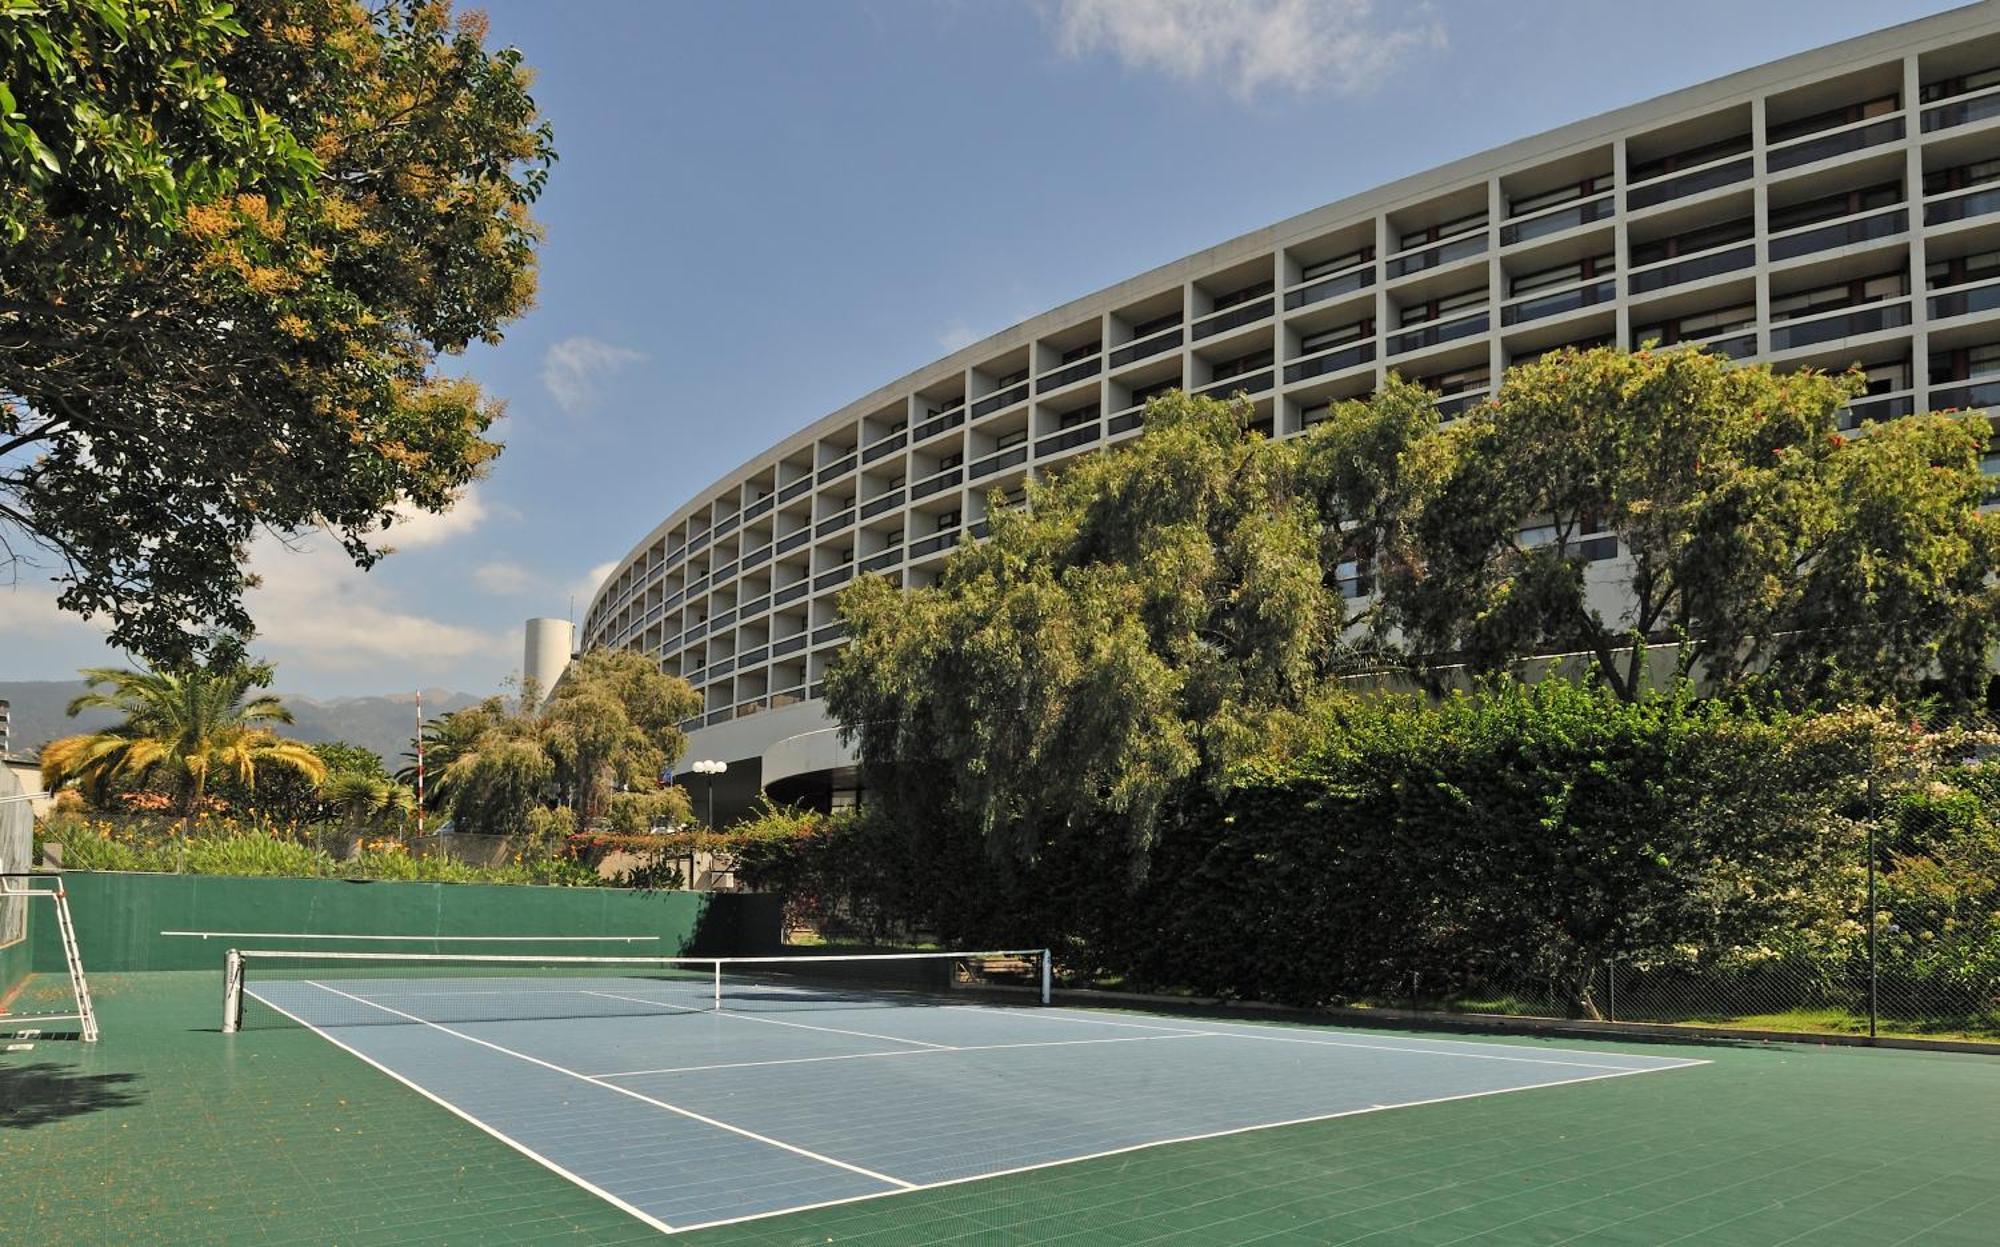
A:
1210 279 1274 312
1129 310 1182 337
1931 343 2000 383
937 451 963 471
1057 405 1099 429
1769 271 1906 321
1299 319 1374 354
936 510 960 530
1398 286 1485 327
1629 216 1754 265
1928 249 2000 289
1510 253 1615 296
1921 65 2000 103
1768 181 1901 232
994 428 1029 451
1398 210 1487 252
1298 245 1373 280
1768 93 1899 144
1925 157 2000 195
1508 174 1613 217
1059 340 1102 364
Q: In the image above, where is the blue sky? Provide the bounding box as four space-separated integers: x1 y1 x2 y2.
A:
1 0 1968 696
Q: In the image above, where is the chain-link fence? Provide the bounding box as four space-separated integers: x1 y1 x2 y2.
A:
1416 769 2000 1043
1 764 30 951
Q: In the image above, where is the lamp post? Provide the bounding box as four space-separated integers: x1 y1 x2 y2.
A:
690 759 727 828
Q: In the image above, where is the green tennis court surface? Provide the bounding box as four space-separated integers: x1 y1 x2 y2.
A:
5 972 1998 1244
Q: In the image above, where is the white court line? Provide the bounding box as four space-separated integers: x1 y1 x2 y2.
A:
593 1031 1217 1079
581 988 961 1050
243 986 680 1235
164 930 659 941
666 1058 1712 1236
951 1004 1706 1073
302 980 916 1191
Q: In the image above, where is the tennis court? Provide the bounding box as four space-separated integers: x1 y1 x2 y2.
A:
234 953 1706 1235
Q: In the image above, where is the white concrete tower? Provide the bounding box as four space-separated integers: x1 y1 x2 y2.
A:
523 617 574 703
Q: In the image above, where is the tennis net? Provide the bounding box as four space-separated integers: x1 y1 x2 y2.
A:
222 946 1051 1032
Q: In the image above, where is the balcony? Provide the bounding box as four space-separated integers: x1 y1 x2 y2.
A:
713 512 740 536
969 445 1028 480
812 622 849 645
1284 264 1373 311
910 467 963 500
1036 423 1099 457
1923 90 2000 133
1283 341 1374 385
1926 184 2000 228
816 454 856 486
773 581 808 606
740 543 773 570
1840 391 1915 430
1767 205 1906 263
1500 194 1615 247
1766 116 1904 174
860 548 902 573
1386 232 1485 279
1037 355 1101 393
1109 326 1183 368
1929 279 2000 321
1502 278 1615 326
1627 154 1752 211
1107 407 1145 435
861 430 906 463
911 406 965 443
1388 310 1488 356
1628 244 1754 295
1434 391 1489 421
771 633 807 657
813 565 854 592
860 489 904 520
738 593 769 617
814 509 854 538
775 528 810 555
1192 297 1274 340
909 528 959 559
743 495 774 521
1930 378 2000 411
971 381 1030 419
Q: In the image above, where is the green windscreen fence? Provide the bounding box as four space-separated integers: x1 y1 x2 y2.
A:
31 871 783 973
0 765 30 1002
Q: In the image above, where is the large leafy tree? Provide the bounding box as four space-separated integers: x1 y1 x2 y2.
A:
1 0 554 662
1321 347 2000 706
827 392 1346 887
40 658 327 815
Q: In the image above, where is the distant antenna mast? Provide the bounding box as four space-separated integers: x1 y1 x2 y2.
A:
415 689 426 837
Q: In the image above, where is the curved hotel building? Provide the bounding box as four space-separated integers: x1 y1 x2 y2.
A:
583 5 2000 814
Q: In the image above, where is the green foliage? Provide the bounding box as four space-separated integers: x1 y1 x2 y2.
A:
39 656 326 815
408 652 698 837
2 0 554 663
1325 348 2000 707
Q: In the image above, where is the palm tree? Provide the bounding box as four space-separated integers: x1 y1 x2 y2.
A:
40 661 328 817
319 773 418 831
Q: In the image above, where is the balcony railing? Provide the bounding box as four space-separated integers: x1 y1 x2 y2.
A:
1388 311 1488 355
1500 194 1614 246
1926 184 2000 227
969 445 1029 479
1198 369 1272 398
815 509 854 538
771 634 807 657
713 512 740 536
1628 244 1755 294
1930 378 2000 411
1192 298 1274 340
1036 423 1099 457
773 581 808 606
861 430 906 463
1502 278 1616 326
1776 303 1912 353
1766 116 1904 173
738 594 769 618
1282 341 1374 385
1626 155 1753 211
860 548 901 573
1840 392 1915 430
911 407 965 443
1107 408 1145 435
910 467 963 500
775 529 809 555
816 454 856 485
1037 356 1101 392
909 529 959 559
1434 390 1489 421
970 381 1030 419
1386 232 1485 278
1930 279 2000 321
1284 265 1373 311
740 543 773 569
743 495 774 521
812 622 849 645
1767 206 1906 263
1923 91 2000 133
1109 326 1182 368
860 489 904 520
778 477 811 503
813 566 854 591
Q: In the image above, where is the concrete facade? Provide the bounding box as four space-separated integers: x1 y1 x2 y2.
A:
582 6 2000 807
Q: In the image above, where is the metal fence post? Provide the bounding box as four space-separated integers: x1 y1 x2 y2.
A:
1606 956 1616 1024
1866 774 1878 1041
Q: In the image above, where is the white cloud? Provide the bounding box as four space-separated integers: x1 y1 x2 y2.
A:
472 560 535 596
375 486 491 552
0 580 104 640
1043 0 1445 99
541 336 645 413
572 560 619 607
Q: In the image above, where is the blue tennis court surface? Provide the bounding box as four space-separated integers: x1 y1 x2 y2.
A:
245 974 1707 1235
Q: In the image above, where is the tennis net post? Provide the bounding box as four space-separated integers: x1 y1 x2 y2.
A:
223 948 243 1034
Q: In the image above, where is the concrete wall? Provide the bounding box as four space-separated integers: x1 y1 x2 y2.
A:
32 871 784 973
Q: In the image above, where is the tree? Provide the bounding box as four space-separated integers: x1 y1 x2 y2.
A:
40 658 326 816
827 392 1344 888
405 653 698 837
2 0 554 664
319 772 417 833
1323 347 2000 707
220 737 389 823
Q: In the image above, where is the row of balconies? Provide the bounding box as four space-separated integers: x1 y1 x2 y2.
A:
589 42 2000 636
